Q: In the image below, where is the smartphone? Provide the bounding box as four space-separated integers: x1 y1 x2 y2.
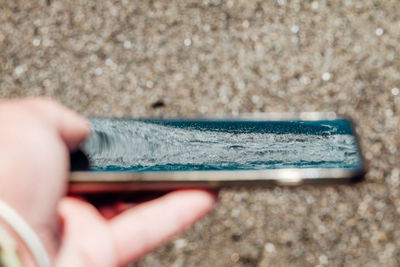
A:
69 113 365 193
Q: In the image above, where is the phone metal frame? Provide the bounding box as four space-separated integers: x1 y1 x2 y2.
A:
69 112 366 193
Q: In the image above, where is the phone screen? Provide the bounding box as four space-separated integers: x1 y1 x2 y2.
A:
81 118 363 172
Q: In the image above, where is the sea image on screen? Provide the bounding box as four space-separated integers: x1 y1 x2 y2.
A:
82 118 362 172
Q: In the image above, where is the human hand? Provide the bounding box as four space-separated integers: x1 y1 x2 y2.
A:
0 98 216 266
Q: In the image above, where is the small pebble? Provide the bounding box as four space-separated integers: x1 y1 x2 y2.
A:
375 28 384 36
14 66 24 75
291 25 300 34
32 38 41 46
265 243 276 253
123 40 132 49
184 38 192 46
322 72 331 81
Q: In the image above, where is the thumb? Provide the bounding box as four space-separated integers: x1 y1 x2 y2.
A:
22 97 91 151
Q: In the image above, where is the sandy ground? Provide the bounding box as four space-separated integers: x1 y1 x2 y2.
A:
1 0 400 266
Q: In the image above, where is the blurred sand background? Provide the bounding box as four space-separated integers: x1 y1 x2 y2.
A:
1 0 400 266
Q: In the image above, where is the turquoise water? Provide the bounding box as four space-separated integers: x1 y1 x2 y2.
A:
82 119 362 172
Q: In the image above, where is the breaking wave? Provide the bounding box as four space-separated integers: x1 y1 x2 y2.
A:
83 118 361 171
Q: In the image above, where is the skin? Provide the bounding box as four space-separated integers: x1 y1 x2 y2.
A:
0 98 217 266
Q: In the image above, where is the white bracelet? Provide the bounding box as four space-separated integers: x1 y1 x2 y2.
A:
0 225 22 267
0 199 51 267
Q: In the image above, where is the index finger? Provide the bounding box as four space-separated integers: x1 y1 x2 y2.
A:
110 189 217 266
